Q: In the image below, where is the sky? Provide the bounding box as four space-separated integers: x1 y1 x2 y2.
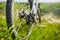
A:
0 0 60 3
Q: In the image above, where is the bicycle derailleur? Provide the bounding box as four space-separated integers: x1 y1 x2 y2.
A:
19 10 35 25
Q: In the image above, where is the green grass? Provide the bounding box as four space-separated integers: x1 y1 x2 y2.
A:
0 2 60 40
28 23 60 40
0 15 60 40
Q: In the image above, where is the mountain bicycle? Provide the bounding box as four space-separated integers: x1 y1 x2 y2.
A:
6 0 41 40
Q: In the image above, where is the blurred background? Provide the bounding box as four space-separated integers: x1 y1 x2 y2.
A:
0 0 60 40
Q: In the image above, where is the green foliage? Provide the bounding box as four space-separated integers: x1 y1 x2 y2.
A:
0 2 6 16
14 3 26 10
0 15 60 40
0 2 60 40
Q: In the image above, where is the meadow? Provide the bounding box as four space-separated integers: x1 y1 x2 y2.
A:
0 2 60 40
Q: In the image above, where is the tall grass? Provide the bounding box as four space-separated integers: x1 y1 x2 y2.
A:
0 2 60 40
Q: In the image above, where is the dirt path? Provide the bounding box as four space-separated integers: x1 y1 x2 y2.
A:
42 14 60 23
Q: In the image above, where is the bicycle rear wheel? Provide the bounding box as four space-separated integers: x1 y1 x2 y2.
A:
6 0 17 39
